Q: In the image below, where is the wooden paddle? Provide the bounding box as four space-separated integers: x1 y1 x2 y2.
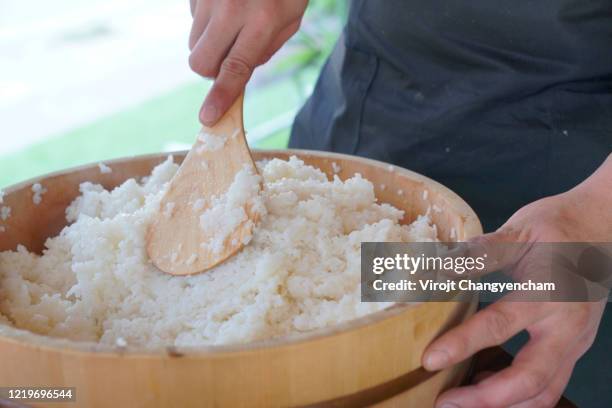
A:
146 93 260 275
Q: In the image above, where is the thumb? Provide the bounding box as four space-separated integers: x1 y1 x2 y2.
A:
445 228 530 278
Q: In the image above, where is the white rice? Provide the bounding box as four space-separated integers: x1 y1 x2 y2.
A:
196 130 227 153
331 162 342 174
192 199 206 212
0 156 438 347
98 163 113 174
163 202 175 218
32 183 47 206
198 165 264 255
0 207 11 221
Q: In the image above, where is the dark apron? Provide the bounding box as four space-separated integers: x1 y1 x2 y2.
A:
290 3 612 405
290 0 612 232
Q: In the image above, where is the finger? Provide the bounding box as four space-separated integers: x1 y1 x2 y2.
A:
200 24 275 125
189 14 242 77
188 1 212 50
258 20 301 65
189 0 196 17
471 230 532 276
423 300 546 371
472 370 495 384
508 358 575 408
435 332 572 408
439 229 530 279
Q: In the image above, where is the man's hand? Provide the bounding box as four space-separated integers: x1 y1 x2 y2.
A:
189 0 308 125
423 154 612 408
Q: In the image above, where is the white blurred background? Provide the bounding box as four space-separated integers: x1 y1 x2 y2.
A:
0 0 193 155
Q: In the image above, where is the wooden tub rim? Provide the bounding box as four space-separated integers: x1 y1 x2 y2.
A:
0 148 482 358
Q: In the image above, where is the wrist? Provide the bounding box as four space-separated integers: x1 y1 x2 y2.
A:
565 154 612 241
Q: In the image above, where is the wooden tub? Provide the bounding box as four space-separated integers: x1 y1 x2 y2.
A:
0 150 482 407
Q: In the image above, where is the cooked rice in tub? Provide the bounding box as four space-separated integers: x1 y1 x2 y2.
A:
0 156 437 347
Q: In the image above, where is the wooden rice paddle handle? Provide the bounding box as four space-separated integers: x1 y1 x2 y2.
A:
146 93 260 275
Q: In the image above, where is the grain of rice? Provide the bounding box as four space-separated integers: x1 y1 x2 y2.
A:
98 163 113 174
0 206 11 221
185 254 197 266
192 199 206 212
32 183 47 205
163 202 175 218
331 162 342 174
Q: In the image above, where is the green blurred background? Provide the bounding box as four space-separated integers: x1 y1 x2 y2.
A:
0 0 347 188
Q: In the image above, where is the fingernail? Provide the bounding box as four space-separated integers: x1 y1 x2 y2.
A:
200 104 219 125
438 403 460 408
424 349 450 370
